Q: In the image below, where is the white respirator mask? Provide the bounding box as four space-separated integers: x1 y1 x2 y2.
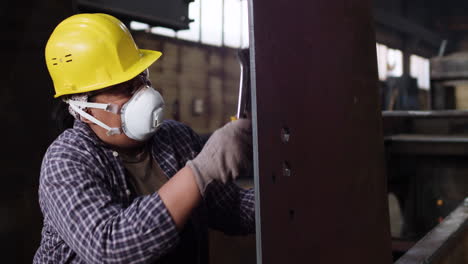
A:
66 85 165 141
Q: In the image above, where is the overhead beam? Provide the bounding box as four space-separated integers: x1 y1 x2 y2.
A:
373 8 444 48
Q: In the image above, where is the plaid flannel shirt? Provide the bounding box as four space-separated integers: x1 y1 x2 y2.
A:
33 120 255 263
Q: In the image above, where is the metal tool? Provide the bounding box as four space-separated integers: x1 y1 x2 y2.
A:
236 48 251 119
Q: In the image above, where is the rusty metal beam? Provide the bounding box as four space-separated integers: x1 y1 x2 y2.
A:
249 0 392 263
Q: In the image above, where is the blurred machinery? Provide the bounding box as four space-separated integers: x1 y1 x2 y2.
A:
395 202 468 264
431 52 468 109
382 75 420 110
384 111 468 236
386 51 468 262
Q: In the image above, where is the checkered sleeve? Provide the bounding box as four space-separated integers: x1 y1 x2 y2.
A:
204 181 255 235
175 121 255 236
40 150 180 263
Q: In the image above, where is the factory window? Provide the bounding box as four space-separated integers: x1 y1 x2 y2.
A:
130 0 249 48
130 21 149 31
376 43 403 80
152 27 177 38
410 55 430 90
201 0 223 46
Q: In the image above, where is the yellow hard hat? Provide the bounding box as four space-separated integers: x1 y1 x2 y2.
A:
45 13 162 98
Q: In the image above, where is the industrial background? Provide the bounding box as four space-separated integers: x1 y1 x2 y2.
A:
3 0 468 263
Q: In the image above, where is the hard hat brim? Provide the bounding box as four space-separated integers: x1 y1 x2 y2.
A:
54 49 162 98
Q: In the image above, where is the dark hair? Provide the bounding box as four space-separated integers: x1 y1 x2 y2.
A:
51 98 75 134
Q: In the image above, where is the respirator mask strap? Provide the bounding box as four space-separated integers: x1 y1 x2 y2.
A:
66 100 122 136
67 100 120 114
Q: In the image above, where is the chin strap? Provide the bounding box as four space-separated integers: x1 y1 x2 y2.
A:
67 100 122 136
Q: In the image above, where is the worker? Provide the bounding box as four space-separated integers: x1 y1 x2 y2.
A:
33 13 254 263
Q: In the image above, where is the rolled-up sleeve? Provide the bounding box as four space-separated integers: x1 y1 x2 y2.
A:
41 154 180 263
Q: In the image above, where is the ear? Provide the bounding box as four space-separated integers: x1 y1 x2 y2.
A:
80 108 94 124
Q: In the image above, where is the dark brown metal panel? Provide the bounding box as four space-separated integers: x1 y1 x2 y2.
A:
249 0 392 263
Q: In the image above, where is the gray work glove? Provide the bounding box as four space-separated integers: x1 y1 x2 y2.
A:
186 119 252 195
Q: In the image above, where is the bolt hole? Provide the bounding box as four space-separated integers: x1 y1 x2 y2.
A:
52 63 58 65
283 161 291 177
65 54 72 57
66 59 72 63
281 126 290 143
289 209 295 220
